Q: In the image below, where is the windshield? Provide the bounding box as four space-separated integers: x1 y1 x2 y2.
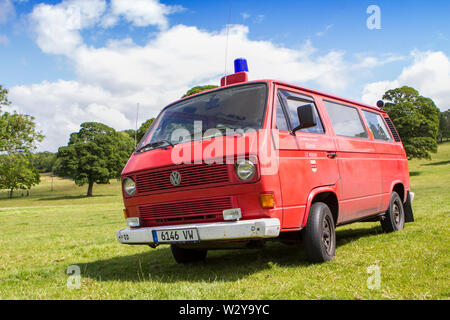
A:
137 83 267 152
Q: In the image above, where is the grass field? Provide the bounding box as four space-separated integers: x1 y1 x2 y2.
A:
0 143 449 300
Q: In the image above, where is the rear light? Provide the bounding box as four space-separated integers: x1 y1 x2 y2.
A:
123 209 128 219
260 194 275 209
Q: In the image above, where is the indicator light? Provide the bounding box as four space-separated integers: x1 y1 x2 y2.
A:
260 194 275 209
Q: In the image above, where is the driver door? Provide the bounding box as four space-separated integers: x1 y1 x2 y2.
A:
273 85 339 229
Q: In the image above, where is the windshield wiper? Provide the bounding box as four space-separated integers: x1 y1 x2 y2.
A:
135 139 174 153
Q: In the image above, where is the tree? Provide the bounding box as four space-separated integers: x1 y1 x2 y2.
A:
0 85 43 196
136 118 155 143
0 112 44 154
437 110 450 143
383 86 440 159
57 122 134 197
122 129 136 139
0 85 43 153
0 154 40 198
32 152 57 173
0 85 10 111
182 85 218 98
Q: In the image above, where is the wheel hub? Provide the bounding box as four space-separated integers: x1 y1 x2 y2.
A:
322 217 332 253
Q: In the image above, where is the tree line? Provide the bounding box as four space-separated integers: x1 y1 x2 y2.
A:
0 85 43 198
1 84 448 198
31 120 156 197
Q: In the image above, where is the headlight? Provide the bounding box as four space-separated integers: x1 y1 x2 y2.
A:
235 160 256 181
122 177 136 196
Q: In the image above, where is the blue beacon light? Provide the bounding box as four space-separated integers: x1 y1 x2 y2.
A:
234 58 249 73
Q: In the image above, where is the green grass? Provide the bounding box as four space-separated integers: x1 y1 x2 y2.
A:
1 143 449 300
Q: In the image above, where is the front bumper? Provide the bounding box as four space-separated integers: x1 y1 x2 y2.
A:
116 218 281 245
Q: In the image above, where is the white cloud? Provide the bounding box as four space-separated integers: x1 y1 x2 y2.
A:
362 51 450 110
11 1 408 152
0 0 15 24
107 0 184 29
316 24 333 37
29 0 106 55
72 25 352 93
353 53 405 69
9 80 134 151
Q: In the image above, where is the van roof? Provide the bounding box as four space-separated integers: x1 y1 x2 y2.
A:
266 79 384 113
178 79 385 114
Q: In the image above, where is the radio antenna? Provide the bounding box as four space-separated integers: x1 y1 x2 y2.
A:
224 0 232 86
135 102 140 149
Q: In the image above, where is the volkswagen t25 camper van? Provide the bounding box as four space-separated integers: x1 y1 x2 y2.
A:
116 58 414 263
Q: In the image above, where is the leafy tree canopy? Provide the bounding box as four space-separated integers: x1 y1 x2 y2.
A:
136 118 155 143
383 86 440 159
32 152 57 173
438 110 450 143
57 122 134 196
121 129 136 139
0 85 43 196
0 112 44 154
182 85 218 98
0 154 40 198
0 85 10 111
0 85 43 154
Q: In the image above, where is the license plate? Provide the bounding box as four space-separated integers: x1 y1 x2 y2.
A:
152 228 199 243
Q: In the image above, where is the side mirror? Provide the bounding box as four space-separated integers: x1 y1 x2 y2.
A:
292 104 317 133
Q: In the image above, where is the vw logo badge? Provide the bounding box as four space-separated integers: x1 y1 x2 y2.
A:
170 171 181 186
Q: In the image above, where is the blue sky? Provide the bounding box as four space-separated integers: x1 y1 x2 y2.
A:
0 0 449 151
2 0 449 86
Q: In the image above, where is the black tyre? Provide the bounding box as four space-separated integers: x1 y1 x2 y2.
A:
170 245 207 264
381 192 405 233
303 202 336 263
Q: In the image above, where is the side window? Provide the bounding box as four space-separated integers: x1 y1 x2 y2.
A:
276 97 289 131
362 110 393 141
323 101 368 138
280 91 325 134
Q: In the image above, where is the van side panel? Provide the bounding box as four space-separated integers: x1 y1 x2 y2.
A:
333 135 382 222
368 113 410 209
273 85 340 229
320 100 382 223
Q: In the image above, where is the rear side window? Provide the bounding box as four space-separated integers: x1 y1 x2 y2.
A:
323 101 368 138
362 110 393 141
279 90 324 134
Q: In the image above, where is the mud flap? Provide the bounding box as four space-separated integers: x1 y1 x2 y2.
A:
404 191 414 223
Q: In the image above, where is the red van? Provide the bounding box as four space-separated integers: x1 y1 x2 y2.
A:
116 59 414 263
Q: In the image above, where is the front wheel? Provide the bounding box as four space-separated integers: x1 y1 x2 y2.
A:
381 192 405 233
303 202 336 263
170 245 207 264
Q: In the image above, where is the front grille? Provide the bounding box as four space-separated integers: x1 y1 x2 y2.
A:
139 197 233 226
135 163 230 195
384 117 401 142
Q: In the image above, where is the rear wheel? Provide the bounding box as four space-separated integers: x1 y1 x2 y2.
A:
170 245 207 264
381 191 405 233
303 202 336 263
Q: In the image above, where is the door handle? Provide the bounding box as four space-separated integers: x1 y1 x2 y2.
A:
327 153 338 159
